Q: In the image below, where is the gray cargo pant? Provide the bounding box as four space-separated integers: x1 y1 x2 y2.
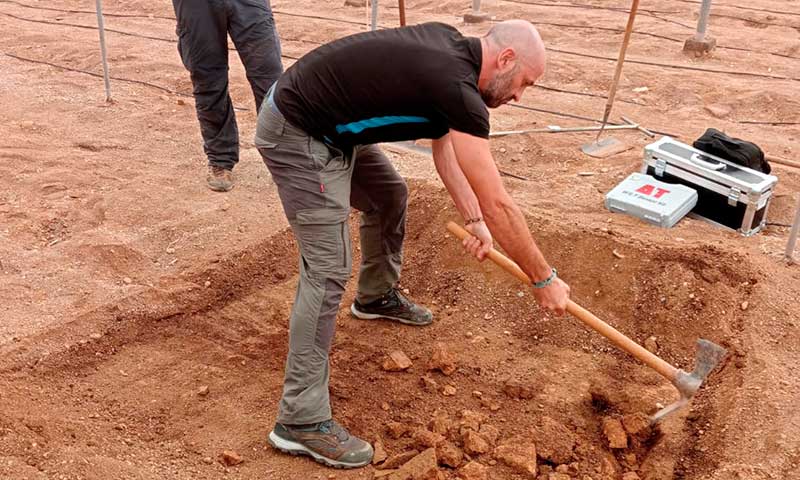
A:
173 0 283 170
255 89 407 425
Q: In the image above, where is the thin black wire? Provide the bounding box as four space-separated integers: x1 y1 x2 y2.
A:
2 0 797 124
668 0 800 18
4 6 794 84
2 0 797 62
499 0 695 30
530 20 799 61
0 10 648 105
0 12 304 58
2 51 191 96
0 0 383 28
549 47 800 82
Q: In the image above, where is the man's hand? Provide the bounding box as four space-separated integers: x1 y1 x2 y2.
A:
463 221 493 261
532 277 570 316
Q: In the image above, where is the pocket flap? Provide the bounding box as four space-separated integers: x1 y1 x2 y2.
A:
295 208 349 225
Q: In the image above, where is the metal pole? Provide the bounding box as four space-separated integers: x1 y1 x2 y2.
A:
465 0 489 23
399 0 406 26
786 195 800 261
95 0 111 101
695 0 713 40
371 0 378 31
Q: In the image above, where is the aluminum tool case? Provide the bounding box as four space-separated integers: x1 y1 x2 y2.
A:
605 173 698 228
642 137 779 236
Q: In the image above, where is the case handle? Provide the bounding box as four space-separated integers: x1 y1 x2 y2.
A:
690 153 726 171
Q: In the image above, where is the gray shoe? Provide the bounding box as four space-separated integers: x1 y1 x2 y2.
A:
268 420 373 469
207 165 234 192
351 288 433 326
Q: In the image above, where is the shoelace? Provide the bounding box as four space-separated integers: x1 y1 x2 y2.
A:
318 420 349 441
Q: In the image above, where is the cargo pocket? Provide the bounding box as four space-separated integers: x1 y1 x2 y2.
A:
294 208 352 280
309 137 350 172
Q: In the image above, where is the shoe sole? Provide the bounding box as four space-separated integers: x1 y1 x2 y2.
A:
350 303 432 326
267 431 370 469
207 183 234 192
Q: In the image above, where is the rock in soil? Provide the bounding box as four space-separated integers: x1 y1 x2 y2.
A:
219 450 243 466
420 375 439 392
374 437 388 464
644 336 658 354
602 417 628 449
622 472 641 480
621 413 653 441
387 448 439 480
197 385 210 397
503 379 536 399
478 424 499 446
412 428 445 449
387 421 412 439
436 441 464 468
457 461 489 480
494 440 538 478
428 342 457 376
442 385 457 396
383 350 413 371
548 474 570 480
462 430 491 455
459 410 487 433
380 450 420 470
532 416 576 464
430 410 454 436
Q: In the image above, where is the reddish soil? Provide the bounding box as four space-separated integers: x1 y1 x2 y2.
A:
1 0 799 479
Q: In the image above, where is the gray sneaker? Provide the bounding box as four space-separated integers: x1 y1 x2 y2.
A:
268 420 373 469
207 165 234 192
350 288 433 326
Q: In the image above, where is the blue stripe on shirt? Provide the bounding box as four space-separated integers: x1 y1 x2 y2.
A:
335 115 431 135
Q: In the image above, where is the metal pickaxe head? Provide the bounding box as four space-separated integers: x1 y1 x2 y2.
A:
651 339 727 423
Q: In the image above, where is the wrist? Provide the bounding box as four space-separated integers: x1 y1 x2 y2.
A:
464 216 483 226
532 267 557 289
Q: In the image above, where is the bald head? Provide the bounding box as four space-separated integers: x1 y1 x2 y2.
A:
478 20 546 107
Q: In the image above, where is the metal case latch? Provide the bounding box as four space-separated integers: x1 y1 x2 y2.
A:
654 157 667 177
728 187 741 207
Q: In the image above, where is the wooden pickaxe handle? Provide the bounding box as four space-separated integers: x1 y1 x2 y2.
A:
446 221 678 382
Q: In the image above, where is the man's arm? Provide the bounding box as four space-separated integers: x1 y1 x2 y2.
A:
447 129 570 314
432 134 493 260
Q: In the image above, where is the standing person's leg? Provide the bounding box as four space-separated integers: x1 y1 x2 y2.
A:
348 145 432 326
172 0 238 191
254 94 372 468
228 0 284 112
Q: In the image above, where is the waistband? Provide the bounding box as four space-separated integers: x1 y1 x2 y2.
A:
266 84 281 117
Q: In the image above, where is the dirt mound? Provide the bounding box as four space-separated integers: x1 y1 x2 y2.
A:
0 185 759 479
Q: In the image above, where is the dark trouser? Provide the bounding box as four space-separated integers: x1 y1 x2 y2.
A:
255 89 407 424
173 0 283 170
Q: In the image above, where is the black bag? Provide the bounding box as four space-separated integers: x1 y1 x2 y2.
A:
693 128 770 174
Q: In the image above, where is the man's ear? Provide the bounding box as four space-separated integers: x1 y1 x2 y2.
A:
497 47 517 71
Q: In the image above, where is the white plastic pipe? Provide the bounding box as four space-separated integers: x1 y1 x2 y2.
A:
786 195 800 261
371 0 378 31
473 0 482 13
95 0 111 101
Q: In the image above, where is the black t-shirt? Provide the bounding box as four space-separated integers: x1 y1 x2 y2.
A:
274 22 489 148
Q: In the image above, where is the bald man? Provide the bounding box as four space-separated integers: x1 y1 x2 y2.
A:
255 20 570 468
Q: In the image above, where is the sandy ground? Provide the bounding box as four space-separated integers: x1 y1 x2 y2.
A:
1 0 799 479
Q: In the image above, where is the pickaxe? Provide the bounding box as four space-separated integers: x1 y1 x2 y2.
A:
446 222 727 423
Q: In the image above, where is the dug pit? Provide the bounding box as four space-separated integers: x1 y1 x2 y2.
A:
0 185 752 480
